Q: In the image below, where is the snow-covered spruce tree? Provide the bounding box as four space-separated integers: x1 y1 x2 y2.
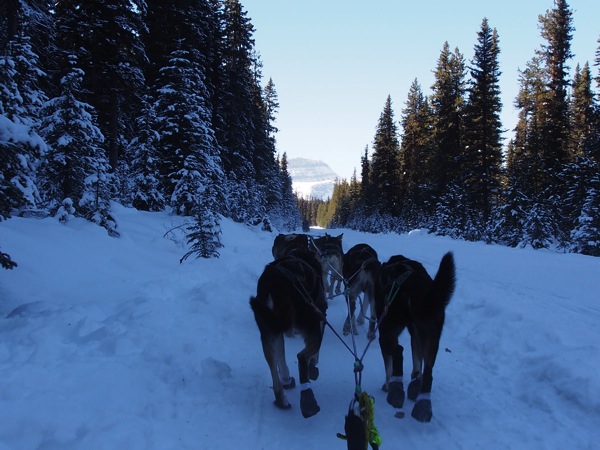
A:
487 184 528 247
128 100 165 212
520 201 556 250
433 181 480 241
0 34 47 126
37 60 117 236
152 45 224 216
0 32 47 212
52 0 148 171
180 187 223 261
0 115 45 218
570 163 600 256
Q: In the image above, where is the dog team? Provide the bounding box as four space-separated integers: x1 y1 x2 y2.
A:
250 232 456 423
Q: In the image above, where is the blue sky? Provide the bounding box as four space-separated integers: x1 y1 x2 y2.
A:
243 0 600 180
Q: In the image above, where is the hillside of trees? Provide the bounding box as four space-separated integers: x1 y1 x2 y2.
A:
1 0 300 264
304 2 600 256
2 0 599 264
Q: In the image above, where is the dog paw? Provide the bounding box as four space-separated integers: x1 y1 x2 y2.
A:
411 398 432 422
386 381 405 408
300 388 320 418
273 394 291 410
282 376 296 389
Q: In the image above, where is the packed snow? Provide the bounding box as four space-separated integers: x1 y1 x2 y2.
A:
1 203 599 449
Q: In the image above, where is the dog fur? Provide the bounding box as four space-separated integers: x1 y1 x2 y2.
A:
342 243 380 338
375 252 456 422
250 249 327 418
311 233 344 299
271 233 309 260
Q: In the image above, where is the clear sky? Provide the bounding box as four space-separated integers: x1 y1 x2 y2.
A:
242 0 600 180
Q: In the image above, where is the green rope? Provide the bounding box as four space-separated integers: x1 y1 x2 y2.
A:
359 391 382 449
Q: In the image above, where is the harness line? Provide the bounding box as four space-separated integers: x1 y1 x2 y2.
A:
273 245 413 449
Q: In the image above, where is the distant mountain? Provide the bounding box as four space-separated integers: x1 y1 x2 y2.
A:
287 158 338 200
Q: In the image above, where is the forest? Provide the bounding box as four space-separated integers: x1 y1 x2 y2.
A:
1 0 301 266
300 1 600 256
1 0 599 266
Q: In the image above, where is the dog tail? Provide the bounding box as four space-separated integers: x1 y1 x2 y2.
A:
430 251 456 309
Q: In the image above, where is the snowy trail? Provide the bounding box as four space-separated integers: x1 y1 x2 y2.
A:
1 206 600 449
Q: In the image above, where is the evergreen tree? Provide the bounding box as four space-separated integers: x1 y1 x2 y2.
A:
0 114 44 218
255 73 286 227
429 42 466 227
511 56 547 200
370 95 402 221
37 60 116 235
462 18 503 235
152 45 224 216
274 152 300 231
128 100 165 212
0 34 47 125
399 79 434 227
521 202 556 250
570 165 600 256
180 191 224 261
489 159 530 248
534 0 574 246
537 0 574 172
52 0 148 170
217 0 257 184
570 62 595 157
359 144 373 207
330 178 357 228
263 77 279 139
561 63 597 247
591 36 600 164
0 2 48 212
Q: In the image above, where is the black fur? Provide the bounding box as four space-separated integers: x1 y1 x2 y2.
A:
250 250 327 418
375 252 456 422
342 243 380 338
271 233 309 259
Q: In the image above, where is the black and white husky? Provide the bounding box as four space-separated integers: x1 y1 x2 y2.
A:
250 249 327 418
376 252 456 422
342 243 380 339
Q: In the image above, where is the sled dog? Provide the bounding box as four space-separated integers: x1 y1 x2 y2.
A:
342 243 380 338
376 252 456 422
250 249 327 418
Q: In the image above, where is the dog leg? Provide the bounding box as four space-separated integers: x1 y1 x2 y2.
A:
261 334 290 409
407 330 423 401
364 285 377 340
386 344 405 408
411 337 440 422
274 334 295 389
357 297 366 325
343 294 359 336
297 333 322 418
